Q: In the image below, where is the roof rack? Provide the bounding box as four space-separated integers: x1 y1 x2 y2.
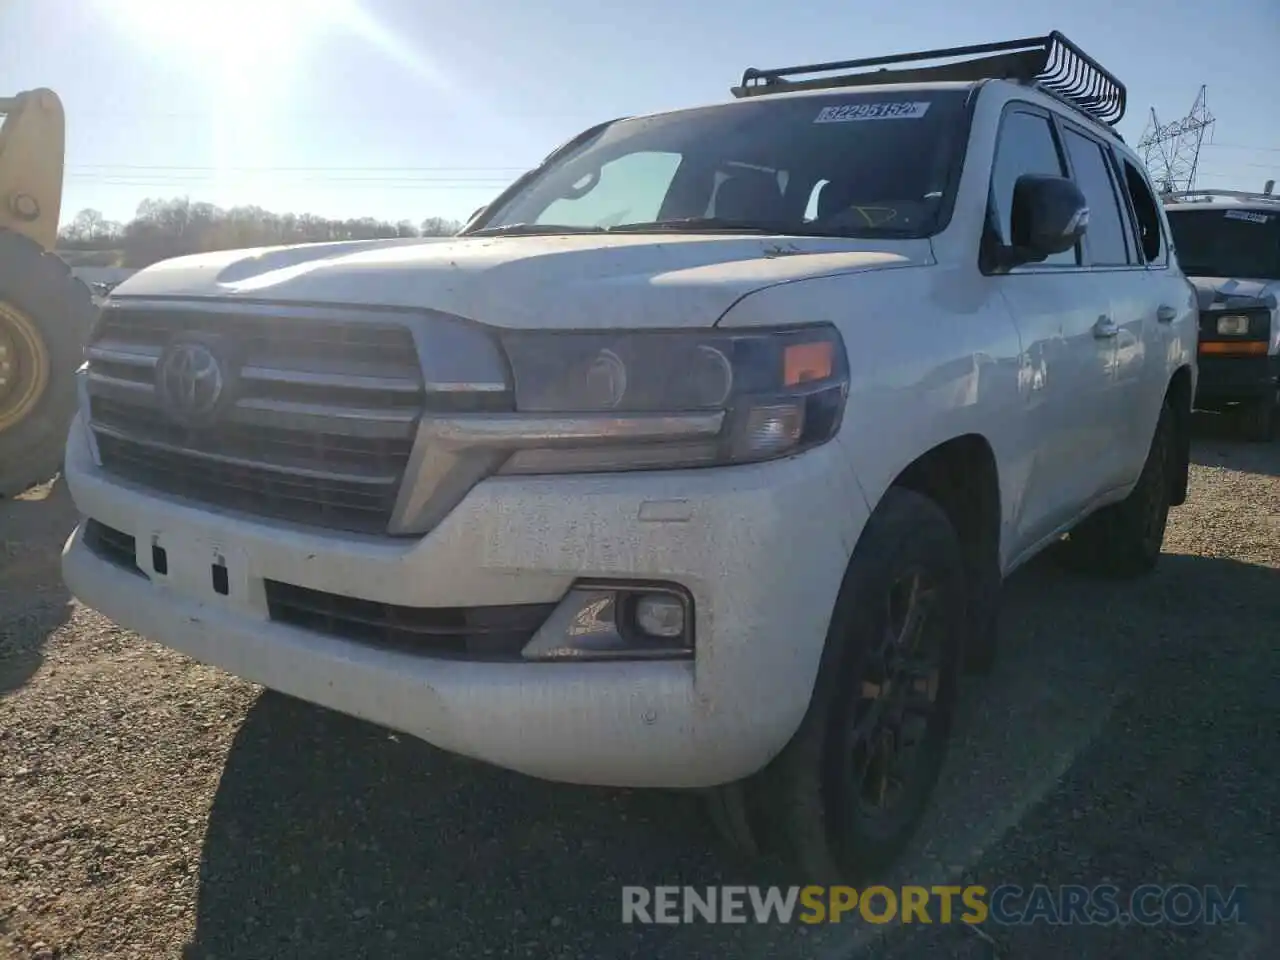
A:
1163 188 1280 205
732 31 1126 126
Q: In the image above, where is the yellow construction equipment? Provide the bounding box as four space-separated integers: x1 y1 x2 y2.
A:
0 88 96 496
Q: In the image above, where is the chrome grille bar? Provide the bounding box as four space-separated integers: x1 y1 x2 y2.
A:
85 303 427 534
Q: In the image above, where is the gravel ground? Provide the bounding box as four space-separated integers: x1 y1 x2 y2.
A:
1 416 1277 960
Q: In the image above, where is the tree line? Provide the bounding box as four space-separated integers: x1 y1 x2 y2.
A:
58 198 465 269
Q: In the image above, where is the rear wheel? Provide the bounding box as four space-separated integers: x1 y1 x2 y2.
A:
1062 400 1174 579
746 488 964 882
0 230 96 498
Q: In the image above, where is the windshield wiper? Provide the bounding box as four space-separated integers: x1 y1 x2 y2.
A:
470 217 918 239
607 217 792 234
467 223 608 237
607 216 919 239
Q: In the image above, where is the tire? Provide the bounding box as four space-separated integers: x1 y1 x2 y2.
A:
1062 401 1174 579
746 488 965 883
1239 395 1275 443
0 230 96 498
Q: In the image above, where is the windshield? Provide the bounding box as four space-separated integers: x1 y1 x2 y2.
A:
1165 207 1280 280
474 90 970 238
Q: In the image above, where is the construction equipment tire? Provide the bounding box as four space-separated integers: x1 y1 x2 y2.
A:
0 229 96 498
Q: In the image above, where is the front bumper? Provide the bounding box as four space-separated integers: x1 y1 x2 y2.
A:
1194 353 1280 404
61 412 868 788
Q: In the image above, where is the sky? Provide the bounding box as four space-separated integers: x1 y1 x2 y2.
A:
1 0 1277 230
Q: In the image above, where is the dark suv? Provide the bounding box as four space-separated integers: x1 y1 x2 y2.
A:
1164 189 1280 440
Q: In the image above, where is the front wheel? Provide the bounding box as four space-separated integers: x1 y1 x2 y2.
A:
747 488 965 882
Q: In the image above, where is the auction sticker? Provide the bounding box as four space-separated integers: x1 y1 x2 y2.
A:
815 102 931 123
1223 209 1272 224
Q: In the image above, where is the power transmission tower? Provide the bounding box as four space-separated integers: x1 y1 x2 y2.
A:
1137 85 1215 196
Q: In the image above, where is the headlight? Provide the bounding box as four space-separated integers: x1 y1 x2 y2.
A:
1216 315 1251 336
495 325 848 474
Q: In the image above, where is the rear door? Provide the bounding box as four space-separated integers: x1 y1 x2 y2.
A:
1114 155 1195 479
1055 120 1150 492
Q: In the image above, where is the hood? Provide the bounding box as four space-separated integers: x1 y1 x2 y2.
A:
110 233 933 330
1187 276 1280 312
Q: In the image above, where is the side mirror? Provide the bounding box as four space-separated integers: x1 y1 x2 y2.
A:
1006 174 1089 266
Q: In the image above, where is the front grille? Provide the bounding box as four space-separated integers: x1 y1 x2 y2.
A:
84 520 142 574
85 305 425 533
265 580 557 660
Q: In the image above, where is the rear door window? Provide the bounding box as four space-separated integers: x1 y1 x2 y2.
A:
1061 127 1132 266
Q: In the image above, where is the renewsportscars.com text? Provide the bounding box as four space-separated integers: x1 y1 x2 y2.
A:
621 884 1248 926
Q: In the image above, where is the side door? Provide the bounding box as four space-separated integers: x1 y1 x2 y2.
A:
986 105 1115 547
1055 119 1149 493
1114 155 1195 480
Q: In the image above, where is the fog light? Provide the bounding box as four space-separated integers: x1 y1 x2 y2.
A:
634 593 686 639
521 584 693 661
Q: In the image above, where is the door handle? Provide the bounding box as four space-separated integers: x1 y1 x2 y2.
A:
1093 315 1119 339
1157 304 1178 323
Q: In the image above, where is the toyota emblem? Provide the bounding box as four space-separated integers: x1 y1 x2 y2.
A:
156 339 228 427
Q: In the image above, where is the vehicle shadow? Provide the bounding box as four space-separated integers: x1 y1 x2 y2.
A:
183 431 1280 960
1189 409 1280 478
185 691 791 960
185 551 1280 960
0 478 76 695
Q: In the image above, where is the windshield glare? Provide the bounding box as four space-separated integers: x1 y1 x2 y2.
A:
1166 207 1280 280
478 91 969 238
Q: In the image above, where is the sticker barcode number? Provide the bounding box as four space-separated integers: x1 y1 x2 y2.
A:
814 101 931 123
1223 209 1272 224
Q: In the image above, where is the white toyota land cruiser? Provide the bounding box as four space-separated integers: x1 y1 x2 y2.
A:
62 33 1197 878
